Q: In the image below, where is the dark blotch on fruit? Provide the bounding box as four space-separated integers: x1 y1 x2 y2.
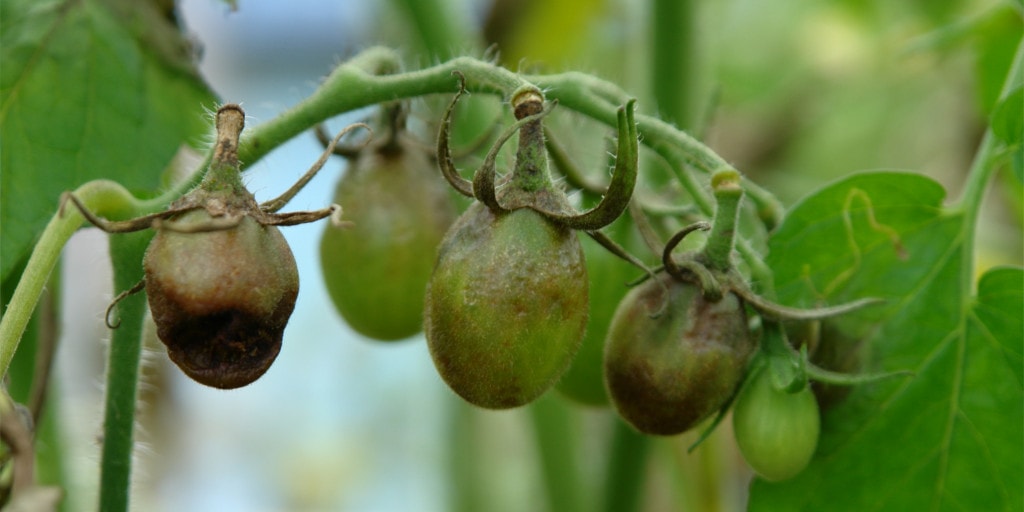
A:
144 212 298 389
425 203 588 409
604 273 754 435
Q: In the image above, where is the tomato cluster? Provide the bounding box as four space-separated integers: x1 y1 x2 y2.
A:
72 83 877 483
308 81 873 481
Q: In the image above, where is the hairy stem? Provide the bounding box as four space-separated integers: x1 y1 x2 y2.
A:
97 231 151 512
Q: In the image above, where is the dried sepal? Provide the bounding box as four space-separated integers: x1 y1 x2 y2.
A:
545 100 639 231
436 72 476 198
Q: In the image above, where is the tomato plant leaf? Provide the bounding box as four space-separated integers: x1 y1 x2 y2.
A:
991 87 1024 177
0 0 215 283
749 172 1023 511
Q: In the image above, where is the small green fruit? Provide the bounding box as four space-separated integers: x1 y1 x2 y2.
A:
732 365 821 481
604 273 754 435
144 211 298 389
320 137 456 341
425 203 588 409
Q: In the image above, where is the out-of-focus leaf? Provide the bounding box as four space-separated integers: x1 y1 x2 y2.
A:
991 86 1022 147
483 0 607 68
0 0 215 283
749 172 1023 511
993 84 1024 182
971 7 1022 116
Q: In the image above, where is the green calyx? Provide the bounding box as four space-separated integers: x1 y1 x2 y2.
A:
438 72 639 232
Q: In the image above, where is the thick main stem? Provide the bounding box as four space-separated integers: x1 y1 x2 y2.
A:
652 0 696 130
97 231 151 512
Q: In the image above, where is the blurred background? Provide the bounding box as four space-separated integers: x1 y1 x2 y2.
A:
49 0 1021 510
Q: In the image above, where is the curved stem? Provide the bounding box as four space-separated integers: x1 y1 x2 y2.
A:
0 180 144 377
736 285 883 322
954 37 1023 296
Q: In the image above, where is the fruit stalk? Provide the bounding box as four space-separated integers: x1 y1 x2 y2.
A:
702 170 743 272
200 104 247 195
510 88 552 193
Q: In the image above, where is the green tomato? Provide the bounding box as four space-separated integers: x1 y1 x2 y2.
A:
320 138 457 341
732 365 821 482
425 203 588 409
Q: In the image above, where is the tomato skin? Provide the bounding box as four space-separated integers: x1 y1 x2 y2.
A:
145 212 298 389
732 365 821 482
603 273 755 435
320 139 457 341
425 203 588 409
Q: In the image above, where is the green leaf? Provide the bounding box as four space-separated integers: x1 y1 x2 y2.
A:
970 6 1022 116
0 0 215 283
992 85 1024 183
991 86 1023 147
750 172 1023 511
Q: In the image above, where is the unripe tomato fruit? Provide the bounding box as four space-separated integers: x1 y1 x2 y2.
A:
144 211 298 389
425 203 588 409
732 365 821 481
320 139 456 341
604 273 754 435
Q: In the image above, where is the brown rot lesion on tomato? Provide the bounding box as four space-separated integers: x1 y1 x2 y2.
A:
603 167 902 441
59 104 366 389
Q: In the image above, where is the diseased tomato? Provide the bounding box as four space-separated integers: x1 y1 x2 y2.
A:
603 273 755 435
424 203 588 409
145 211 298 389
